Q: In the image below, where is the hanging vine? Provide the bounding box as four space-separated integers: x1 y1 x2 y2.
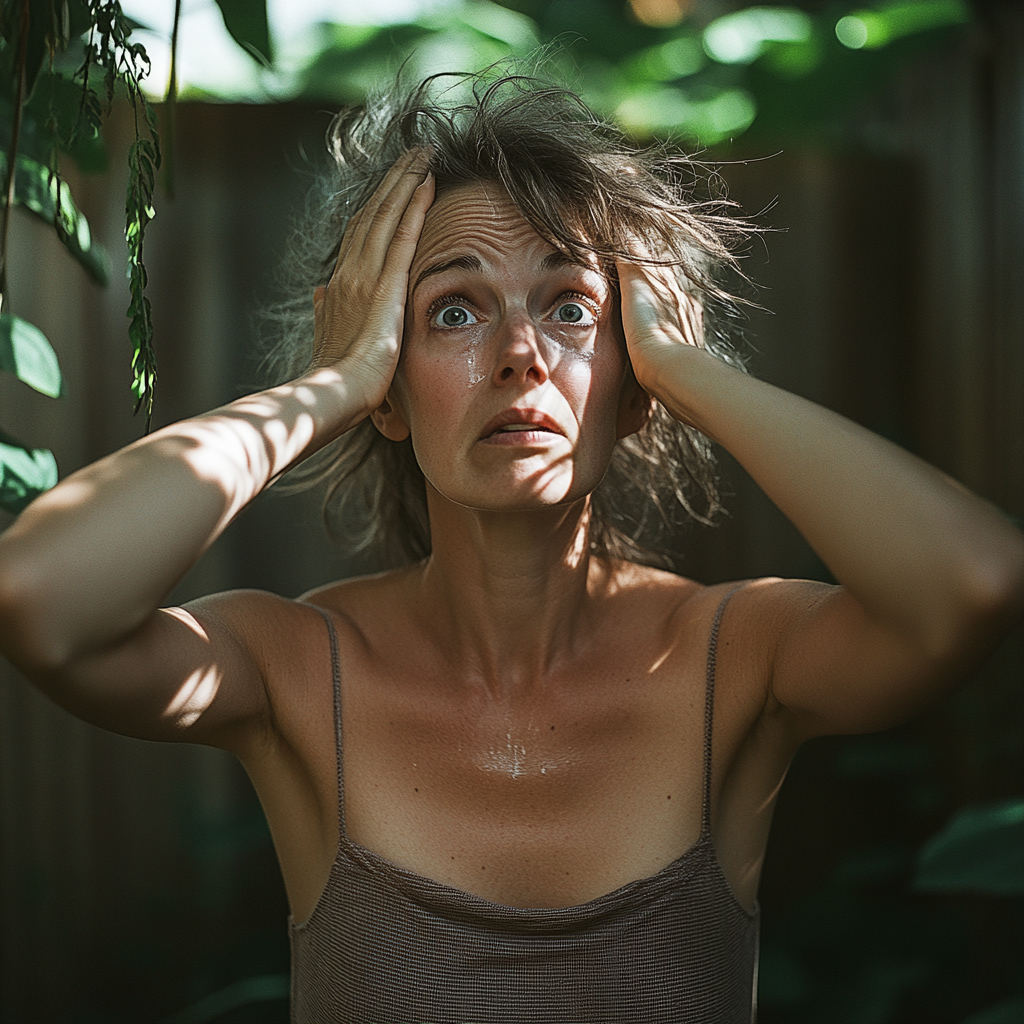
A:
74 0 163 425
0 0 163 514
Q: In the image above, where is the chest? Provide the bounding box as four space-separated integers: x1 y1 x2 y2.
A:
338 653 711 908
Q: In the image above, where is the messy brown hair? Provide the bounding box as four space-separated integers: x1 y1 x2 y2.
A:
264 69 750 569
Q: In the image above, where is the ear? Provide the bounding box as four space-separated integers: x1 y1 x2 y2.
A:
616 367 655 439
370 391 411 442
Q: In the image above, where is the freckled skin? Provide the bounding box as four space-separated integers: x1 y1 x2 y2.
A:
381 184 633 512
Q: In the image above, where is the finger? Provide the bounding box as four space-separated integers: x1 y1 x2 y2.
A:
357 157 433 270
357 173 436 349
617 257 705 349
345 149 427 263
379 172 435 289
325 153 427 311
328 151 419 281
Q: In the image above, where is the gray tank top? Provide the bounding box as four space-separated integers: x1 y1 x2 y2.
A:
290 591 759 1023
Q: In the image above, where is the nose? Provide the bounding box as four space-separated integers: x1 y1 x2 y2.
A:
492 313 550 387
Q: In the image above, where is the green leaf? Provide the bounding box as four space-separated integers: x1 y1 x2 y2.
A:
1 75 108 175
213 0 273 67
0 429 58 515
0 313 63 397
914 797 1024 895
0 152 110 285
25 70 109 173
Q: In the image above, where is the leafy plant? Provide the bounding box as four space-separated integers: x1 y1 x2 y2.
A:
0 0 277 516
914 798 1024 1024
0 0 160 514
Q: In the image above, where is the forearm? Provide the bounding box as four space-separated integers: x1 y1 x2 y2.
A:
644 346 1024 655
0 366 363 672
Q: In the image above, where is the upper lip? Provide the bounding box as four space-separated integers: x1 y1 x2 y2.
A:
479 407 566 439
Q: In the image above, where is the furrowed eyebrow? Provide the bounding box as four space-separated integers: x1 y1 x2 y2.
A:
411 249 603 296
539 250 595 274
540 250 609 298
412 254 483 293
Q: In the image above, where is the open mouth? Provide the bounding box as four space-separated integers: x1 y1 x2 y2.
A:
493 424 556 434
480 408 565 440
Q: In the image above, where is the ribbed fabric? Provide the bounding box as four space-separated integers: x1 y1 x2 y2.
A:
290 591 759 1023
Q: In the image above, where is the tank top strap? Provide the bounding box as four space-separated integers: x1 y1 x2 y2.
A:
700 586 741 840
312 606 346 838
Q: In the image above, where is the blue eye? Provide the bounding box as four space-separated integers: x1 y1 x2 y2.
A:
432 304 477 328
551 301 595 325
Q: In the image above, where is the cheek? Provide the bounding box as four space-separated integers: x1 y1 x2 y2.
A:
393 345 465 444
402 326 491 396
576 344 628 430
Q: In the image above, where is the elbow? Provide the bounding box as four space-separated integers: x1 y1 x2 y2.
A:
927 527 1024 664
967 526 1024 623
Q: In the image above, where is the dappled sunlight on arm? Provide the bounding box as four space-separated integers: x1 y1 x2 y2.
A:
0 363 364 687
163 605 211 640
161 663 222 730
158 608 223 728
173 409 313 512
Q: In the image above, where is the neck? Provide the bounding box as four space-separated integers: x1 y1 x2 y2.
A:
415 486 603 693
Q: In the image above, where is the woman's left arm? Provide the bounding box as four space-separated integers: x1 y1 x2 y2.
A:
619 260 1024 737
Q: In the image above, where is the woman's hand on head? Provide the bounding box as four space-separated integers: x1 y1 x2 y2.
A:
312 148 434 414
615 256 706 404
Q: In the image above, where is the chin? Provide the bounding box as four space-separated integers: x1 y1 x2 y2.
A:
431 474 599 516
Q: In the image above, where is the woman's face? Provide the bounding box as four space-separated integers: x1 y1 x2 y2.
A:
377 182 646 512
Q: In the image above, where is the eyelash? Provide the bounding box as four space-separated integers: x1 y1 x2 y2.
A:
426 294 475 328
555 292 601 323
425 292 600 326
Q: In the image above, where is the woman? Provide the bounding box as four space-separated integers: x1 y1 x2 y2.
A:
0 75 1020 1023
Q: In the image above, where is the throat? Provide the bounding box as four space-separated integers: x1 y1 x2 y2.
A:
415 497 605 685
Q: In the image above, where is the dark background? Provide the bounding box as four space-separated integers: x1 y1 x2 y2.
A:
0 2 1021 1022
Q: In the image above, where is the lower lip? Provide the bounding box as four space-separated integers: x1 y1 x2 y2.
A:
480 429 564 446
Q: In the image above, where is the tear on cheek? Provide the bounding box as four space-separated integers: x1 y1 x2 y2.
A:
464 342 486 387
460 333 595 387
542 334 594 366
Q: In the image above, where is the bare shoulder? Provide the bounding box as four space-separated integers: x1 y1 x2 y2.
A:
297 563 425 648
605 567 839 719
597 558 805 642
699 576 839 705
186 586 327 685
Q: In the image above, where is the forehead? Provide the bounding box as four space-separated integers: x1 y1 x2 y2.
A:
410 183 594 287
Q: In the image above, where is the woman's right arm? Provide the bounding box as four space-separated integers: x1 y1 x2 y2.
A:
0 149 434 750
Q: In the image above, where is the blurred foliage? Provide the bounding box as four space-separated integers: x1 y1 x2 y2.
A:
281 0 971 149
162 973 289 1024
0 0 289 515
213 0 272 68
0 146 108 280
758 631 1024 1024
915 797 1024 896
